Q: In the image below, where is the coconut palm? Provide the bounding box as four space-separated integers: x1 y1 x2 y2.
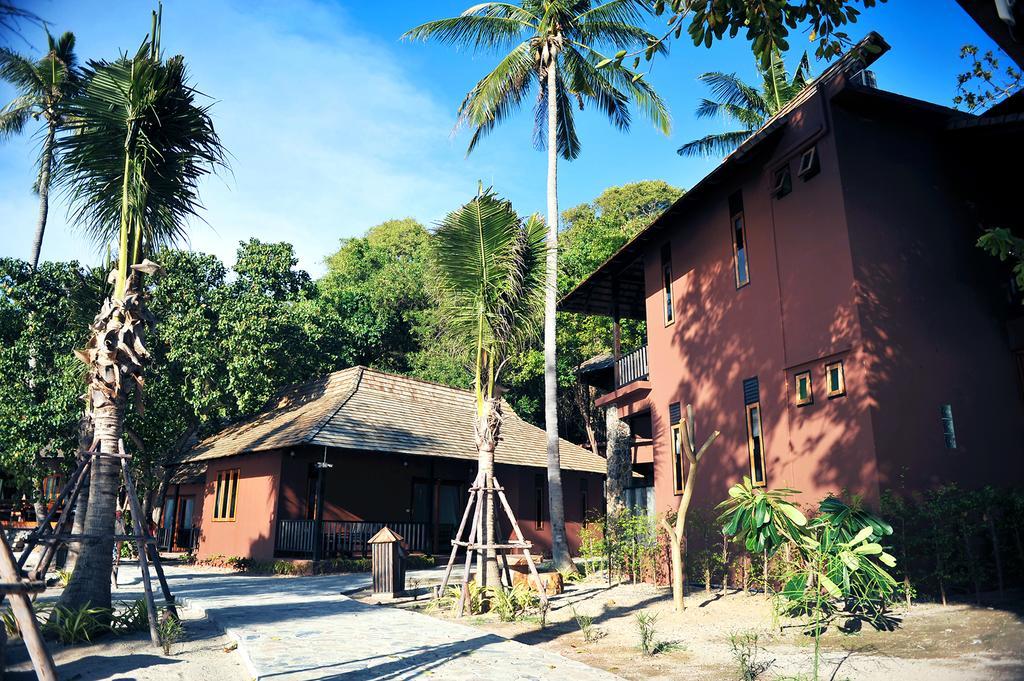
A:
54 15 225 612
678 51 812 158
0 31 80 268
406 0 671 570
432 188 546 588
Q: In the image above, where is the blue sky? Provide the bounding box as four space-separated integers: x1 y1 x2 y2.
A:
0 0 1003 275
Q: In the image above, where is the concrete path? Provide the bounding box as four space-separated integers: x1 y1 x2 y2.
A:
113 565 622 681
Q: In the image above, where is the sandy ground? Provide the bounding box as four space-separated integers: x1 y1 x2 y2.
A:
2 603 248 681
369 578 1024 681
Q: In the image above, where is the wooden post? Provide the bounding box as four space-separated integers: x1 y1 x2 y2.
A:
0 530 57 681
612 280 621 387
31 457 93 580
437 476 478 596
119 452 162 647
18 453 91 570
493 477 547 607
456 489 483 616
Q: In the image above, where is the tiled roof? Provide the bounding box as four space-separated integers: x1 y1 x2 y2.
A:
172 367 605 474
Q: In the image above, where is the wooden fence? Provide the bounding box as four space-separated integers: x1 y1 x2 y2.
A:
275 519 431 558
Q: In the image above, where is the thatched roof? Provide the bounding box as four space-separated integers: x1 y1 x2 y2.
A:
170 367 605 474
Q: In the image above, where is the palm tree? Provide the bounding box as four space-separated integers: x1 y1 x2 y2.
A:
0 31 80 269
54 12 226 612
406 0 670 571
678 51 811 158
432 187 546 589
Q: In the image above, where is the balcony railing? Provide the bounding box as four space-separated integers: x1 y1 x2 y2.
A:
615 345 649 388
156 525 199 552
275 519 432 558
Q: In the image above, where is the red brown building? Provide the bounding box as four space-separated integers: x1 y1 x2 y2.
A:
562 33 1024 521
163 366 605 561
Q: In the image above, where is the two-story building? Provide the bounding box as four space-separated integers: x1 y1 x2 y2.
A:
561 33 1024 519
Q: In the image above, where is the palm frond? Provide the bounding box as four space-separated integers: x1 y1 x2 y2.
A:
575 20 662 53
403 14 533 52
562 45 629 130
676 130 751 158
55 44 227 265
697 71 770 119
0 46 44 93
532 67 582 160
457 40 536 155
0 93 34 137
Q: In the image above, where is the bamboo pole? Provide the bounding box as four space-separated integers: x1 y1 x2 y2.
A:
119 449 161 647
0 530 57 681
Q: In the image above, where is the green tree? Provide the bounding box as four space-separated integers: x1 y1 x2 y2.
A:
431 187 546 590
54 11 226 612
0 259 100 498
406 0 671 571
677 51 811 158
0 30 80 268
318 218 431 371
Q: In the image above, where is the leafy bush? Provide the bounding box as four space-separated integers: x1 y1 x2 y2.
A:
579 507 662 584
490 583 538 622
55 569 73 588
44 602 109 644
634 611 658 656
406 554 436 570
111 599 149 634
729 630 775 681
571 606 602 642
158 611 183 655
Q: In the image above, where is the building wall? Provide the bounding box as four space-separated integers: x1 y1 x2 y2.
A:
641 86 882 521
275 446 605 557
196 450 282 561
833 101 1024 493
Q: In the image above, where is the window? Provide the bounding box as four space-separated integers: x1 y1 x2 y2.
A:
534 472 545 530
825 361 846 398
743 377 767 487
794 371 813 406
669 402 684 495
797 146 820 180
729 191 750 288
213 469 239 521
661 243 674 325
940 404 957 449
771 166 792 198
580 478 589 528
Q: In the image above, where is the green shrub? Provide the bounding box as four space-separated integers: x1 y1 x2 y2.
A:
491 583 538 622
571 606 602 642
158 611 183 655
634 611 658 656
406 554 436 570
111 599 149 634
729 630 775 680
44 602 109 644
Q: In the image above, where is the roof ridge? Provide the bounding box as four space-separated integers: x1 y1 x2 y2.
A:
304 366 365 444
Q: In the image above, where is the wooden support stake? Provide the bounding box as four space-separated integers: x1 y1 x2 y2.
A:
456 489 483 617
0 530 57 681
18 454 91 570
32 457 93 580
119 452 161 647
494 476 547 607
437 477 477 597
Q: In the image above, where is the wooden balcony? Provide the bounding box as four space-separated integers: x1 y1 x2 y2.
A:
615 345 648 388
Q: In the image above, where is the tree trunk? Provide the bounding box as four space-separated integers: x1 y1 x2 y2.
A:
604 404 632 516
30 124 55 270
64 412 94 572
543 45 572 572
59 265 156 612
986 511 1004 596
477 397 502 590
59 401 122 612
669 533 684 611
721 534 730 593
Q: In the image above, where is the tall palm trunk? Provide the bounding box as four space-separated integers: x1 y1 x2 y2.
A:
477 397 502 588
30 124 55 270
59 266 155 611
543 44 572 571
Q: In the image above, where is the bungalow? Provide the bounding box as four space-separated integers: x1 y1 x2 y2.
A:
161 366 606 561
560 32 1024 521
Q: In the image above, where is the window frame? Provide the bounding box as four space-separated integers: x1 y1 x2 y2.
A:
745 403 767 488
797 146 820 179
794 370 814 407
661 244 675 326
825 361 846 398
670 423 685 496
771 166 792 198
731 211 750 289
213 468 240 522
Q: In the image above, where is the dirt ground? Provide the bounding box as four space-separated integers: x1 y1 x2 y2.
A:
2 604 248 681
366 578 1024 681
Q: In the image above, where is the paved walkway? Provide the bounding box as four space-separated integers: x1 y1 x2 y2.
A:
113 565 622 681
